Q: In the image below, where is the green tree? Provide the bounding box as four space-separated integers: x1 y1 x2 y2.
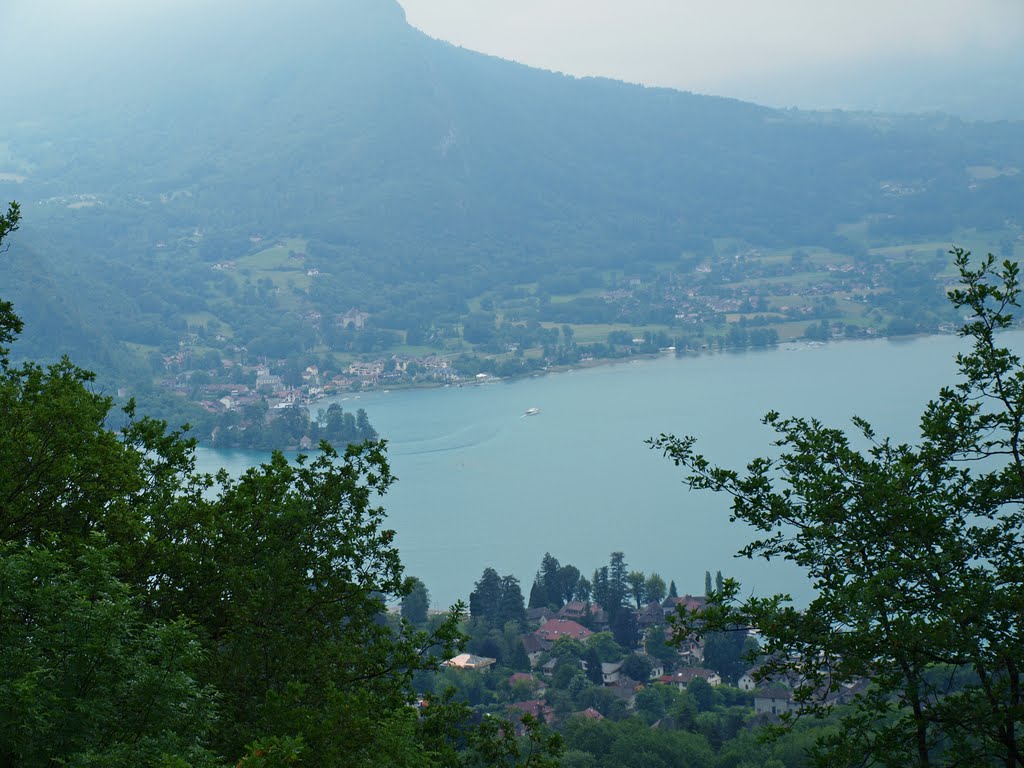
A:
644 572 667 604
611 609 641 650
498 574 527 627
651 250 1024 768
558 563 581 604
626 570 647 608
607 551 628 620
0 202 20 363
621 653 653 682
470 567 503 621
540 551 562 607
401 576 430 625
702 629 748 686
0 211 218 766
574 575 592 603
592 566 609 609
0 541 218 767
686 677 716 712
528 575 547 609
634 683 680 723
583 647 604 685
138 441 475 762
644 626 677 669
587 632 627 664
355 407 376 440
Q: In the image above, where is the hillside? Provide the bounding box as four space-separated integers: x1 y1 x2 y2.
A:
1 0 1022 413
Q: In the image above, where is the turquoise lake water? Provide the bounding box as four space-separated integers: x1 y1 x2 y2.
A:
198 332 989 608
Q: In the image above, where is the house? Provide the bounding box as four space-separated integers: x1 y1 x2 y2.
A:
521 633 551 668
753 688 800 716
601 661 623 686
558 601 606 625
338 308 370 330
827 677 871 707
637 602 666 628
662 594 707 618
674 632 705 663
738 670 758 691
574 707 604 721
441 653 496 672
557 601 589 620
535 618 593 644
750 668 870 715
509 672 543 694
659 668 721 691
255 372 284 393
526 607 554 626
509 699 554 729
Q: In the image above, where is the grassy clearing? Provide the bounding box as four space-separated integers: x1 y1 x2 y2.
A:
869 242 949 258
539 321 673 344
236 238 308 269
124 341 159 355
731 270 829 291
391 343 443 357
225 239 315 304
773 321 815 341
547 288 608 304
184 311 230 332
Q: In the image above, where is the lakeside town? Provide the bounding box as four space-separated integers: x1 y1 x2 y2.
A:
405 558 871 738
146 232 1003 447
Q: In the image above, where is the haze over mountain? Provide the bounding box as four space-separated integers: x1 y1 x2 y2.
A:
399 0 1024 121
0 0 1021 388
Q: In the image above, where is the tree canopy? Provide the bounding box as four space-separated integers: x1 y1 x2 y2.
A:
652 249 1024 768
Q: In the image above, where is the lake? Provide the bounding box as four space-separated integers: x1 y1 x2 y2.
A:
198 333 982 608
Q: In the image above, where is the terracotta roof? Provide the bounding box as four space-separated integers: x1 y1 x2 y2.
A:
535 618 594 643
510 699 553 724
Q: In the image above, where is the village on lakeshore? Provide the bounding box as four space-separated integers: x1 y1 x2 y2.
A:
401 559 871 731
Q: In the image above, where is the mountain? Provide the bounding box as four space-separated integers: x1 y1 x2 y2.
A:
0 0 1022 385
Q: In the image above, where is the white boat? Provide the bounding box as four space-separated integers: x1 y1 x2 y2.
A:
523 407 541 417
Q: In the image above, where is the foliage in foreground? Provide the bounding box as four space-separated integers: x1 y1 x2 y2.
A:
0 205 560 767
652 248 1024 768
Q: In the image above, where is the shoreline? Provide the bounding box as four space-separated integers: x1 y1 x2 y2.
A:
194 329 969 454
354 328 962 394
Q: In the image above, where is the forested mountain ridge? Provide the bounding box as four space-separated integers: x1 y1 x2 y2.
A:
1 0 1021 413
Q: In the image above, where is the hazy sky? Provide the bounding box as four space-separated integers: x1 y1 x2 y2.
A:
2 0 1021 115
397 0 1024 109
